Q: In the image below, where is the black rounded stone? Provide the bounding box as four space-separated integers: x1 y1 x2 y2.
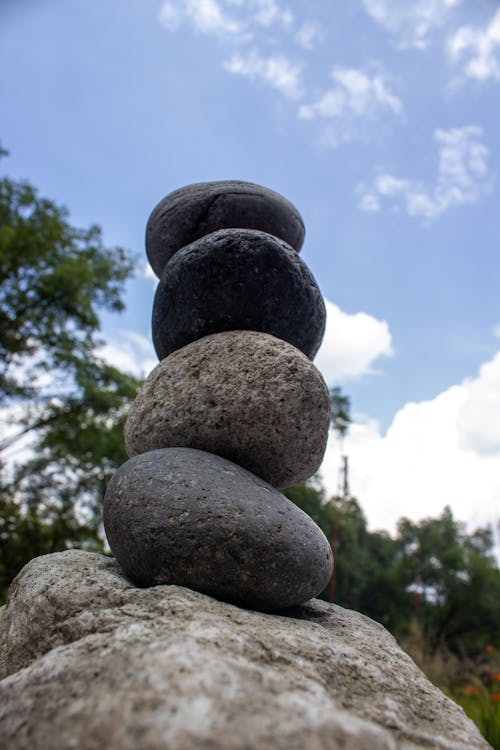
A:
152 228 326 360
146 180 305 277
103 447 333 611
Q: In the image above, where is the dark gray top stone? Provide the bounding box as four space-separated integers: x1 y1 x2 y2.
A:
152 228 326 360
146 180 305 277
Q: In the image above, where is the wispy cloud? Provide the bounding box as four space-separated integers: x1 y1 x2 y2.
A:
158 0 293 38
159 0 242 35
158 0 317 103
158 2 403 148
448 7 500 82
295 21 323 51
300 66 402 119
298 65 402 146
250 0 293 29
223 48 303 99
358 125 491 220
362 0 463 49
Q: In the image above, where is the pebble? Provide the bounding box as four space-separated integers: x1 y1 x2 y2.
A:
152 228 326 361
125 331 331 489
103 447 333 611
146 180 305 277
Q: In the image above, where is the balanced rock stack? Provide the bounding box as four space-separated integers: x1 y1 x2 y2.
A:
104 181 334 611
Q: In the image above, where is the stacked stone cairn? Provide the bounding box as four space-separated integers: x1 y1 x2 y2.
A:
104 181 334 611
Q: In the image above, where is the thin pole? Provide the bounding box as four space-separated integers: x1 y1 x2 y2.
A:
328 506 339 603
342 455 349 499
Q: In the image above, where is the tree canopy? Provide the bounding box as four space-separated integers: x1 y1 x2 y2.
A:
0 158 135 402
285 483 500 657
0 149 140 599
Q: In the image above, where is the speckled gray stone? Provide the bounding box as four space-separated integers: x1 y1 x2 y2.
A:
125 331 331 489
152 228 326 361
1 552 489 750
146 180 305 277
103 448 333 611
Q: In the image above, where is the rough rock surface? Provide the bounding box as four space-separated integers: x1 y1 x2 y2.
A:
146 180 305 276
0 551 488 750
125 331 331 488
152 228 326 361
104 447 333 609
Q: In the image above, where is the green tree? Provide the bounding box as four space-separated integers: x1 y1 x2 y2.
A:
284 484 402 613
0 154 135 402
0 148 139 600
286 483 500 657
396 508 500 655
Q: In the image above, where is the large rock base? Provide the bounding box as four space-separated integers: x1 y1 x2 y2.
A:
0 551 489 749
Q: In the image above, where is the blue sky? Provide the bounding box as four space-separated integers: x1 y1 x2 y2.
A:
1 0 500 535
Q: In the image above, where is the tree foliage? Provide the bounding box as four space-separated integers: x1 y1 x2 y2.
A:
0 150 139 600
0 166 135 401
396 508 500 654
286 484 500 658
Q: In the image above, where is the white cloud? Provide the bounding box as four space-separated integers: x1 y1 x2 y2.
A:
223 48 303 99
358 125 491 219
144 262 158 285
448 8 500 82
457 352 500 456
362 0 463 49
322 349 500 536
96 331 156 379
298 65 402 147
315 300 393 383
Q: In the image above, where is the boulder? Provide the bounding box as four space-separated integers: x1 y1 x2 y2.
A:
125 331 331 488
152 228 326 361
0 551 489 750
146 180 305 276
103 447 333 609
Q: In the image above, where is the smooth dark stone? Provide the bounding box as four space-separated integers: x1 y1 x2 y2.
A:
152 228 326 360
146 180 305 277
103 448 333 611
